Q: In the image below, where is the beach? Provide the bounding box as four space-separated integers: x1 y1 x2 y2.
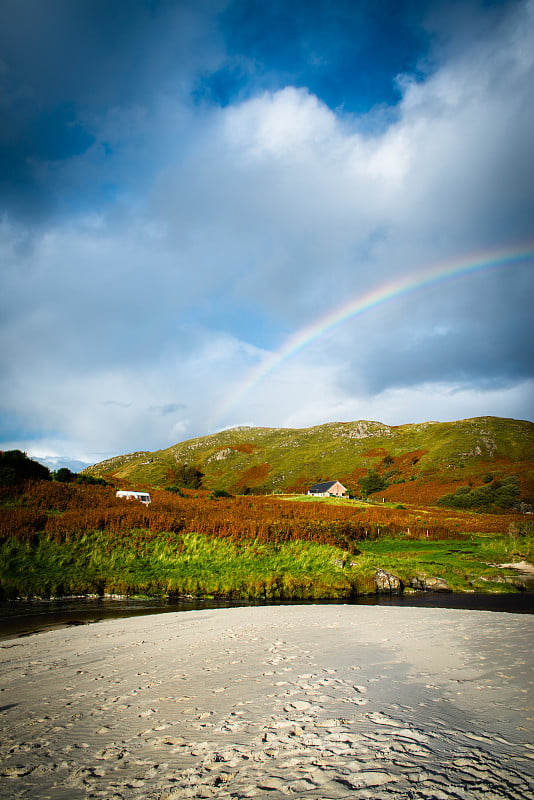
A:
0 605 532 799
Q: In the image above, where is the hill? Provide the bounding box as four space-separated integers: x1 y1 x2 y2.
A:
85 416 534 505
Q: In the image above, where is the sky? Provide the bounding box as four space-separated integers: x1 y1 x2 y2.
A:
0 0 533 468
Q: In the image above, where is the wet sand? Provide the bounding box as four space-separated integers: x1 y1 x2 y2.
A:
0 605 532 799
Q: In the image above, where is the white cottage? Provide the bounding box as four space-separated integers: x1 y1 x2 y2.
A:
307 480 346 498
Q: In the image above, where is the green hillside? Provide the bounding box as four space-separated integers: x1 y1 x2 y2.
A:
85 416 534 504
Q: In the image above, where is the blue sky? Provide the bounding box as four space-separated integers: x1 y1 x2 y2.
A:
0 0 533 466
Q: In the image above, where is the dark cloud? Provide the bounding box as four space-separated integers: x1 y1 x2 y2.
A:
0 0 226 222
334 262 534 397
355 321 534 396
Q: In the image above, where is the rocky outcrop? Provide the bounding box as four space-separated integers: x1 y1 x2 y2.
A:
410 575 452 592
374 569 403 594
341 421 393 440
489 561 534 591
207 448 233 463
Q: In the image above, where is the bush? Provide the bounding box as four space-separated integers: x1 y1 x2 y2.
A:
438 476 521 511
76 474 108 486
166 485 186 496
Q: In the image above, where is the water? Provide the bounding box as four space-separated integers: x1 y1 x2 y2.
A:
0 597 239 640
1 592 532 640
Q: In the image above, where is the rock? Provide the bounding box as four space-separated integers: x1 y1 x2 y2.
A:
410 575 452 592
374 569 403 594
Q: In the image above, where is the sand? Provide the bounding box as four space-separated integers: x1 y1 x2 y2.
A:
0 605 532 799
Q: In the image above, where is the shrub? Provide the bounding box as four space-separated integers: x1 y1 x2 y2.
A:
438 476 521 511
76 474 108 486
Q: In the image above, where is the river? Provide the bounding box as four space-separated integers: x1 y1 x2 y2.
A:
1 592 532 640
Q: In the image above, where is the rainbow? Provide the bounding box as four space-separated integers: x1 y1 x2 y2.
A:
210 245 533 430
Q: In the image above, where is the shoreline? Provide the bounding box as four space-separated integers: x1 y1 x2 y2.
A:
1 590 533 642
1 605 533 799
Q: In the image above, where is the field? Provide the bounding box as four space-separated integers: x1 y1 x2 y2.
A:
0 481 532 600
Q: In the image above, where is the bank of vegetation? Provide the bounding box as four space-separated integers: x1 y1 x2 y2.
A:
0 476 531 600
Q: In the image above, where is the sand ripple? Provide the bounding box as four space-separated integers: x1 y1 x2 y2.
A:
0 605 532 799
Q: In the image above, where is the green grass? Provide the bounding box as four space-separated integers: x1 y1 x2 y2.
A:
2 526 532 601
284 495 357 505
350 534 534 592
0 531 356 601
285 495 399 508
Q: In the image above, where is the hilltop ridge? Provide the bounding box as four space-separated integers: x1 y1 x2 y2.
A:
85 416 534 504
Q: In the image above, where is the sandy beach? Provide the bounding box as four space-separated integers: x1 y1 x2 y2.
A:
0 605 532 799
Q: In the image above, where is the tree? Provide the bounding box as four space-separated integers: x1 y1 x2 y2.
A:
357 469 388 498
172 463 204 489
0 450 51 486
54 467 75 483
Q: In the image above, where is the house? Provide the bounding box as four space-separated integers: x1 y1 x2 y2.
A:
116 490 151 505
307 480 347 498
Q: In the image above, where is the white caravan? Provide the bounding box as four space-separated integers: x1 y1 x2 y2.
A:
115 490 151 505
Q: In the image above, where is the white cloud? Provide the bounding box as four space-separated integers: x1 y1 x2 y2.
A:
282 379 534 431
222 86 338 160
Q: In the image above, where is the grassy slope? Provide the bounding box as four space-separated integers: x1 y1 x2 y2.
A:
86 417 534 503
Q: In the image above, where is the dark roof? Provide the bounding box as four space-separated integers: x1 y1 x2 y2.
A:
308 481 338 492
